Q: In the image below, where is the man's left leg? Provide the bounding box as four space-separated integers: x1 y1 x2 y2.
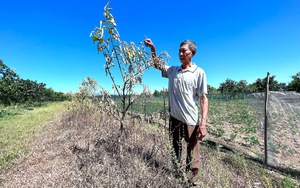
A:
185 125 201 185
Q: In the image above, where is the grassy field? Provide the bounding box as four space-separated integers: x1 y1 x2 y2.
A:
0 102 68 169
0 96 299 187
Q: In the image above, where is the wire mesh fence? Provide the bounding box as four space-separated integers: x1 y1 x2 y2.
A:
248 91 300 171
128 91 300 173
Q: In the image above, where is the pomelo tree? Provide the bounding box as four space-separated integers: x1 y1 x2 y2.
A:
90 2 169 130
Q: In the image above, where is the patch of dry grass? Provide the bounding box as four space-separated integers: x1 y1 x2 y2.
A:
0 104 298 187
0 102 68 169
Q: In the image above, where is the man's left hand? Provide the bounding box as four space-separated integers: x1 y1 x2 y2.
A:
197 125 207 141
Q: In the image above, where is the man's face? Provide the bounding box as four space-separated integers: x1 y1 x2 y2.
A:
179 44 193 64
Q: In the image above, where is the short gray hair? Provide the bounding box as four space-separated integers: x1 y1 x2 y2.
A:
180 40 197 55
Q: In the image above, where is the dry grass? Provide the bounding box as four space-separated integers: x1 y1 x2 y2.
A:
0 103 299 187
0 102 68 169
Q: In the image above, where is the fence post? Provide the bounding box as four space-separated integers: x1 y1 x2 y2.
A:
162 88 168 127
264 72 270 165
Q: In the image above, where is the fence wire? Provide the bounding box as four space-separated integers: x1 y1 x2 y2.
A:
128 91 300 173
249 91 300 171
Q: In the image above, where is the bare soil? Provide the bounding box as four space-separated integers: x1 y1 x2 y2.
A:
0 108 179 188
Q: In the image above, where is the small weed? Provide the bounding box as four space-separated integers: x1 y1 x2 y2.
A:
216 128 225 137
230 133 237 141
243 136 259 145
281 176 297 188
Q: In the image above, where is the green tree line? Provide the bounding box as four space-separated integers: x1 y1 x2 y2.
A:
153 72 300 97
2 59 299 105
0 60 70 106
214 73 300 94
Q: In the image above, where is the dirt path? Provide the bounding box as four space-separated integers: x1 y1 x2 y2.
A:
0 110 94 187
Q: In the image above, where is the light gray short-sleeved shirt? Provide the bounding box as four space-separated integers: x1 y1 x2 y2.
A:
162 63 207 125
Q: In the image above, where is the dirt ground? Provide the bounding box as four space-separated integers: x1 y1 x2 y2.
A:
0 111 99 187
1 92 299 187
0 108 177 188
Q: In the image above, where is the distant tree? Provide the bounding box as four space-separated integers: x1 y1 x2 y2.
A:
0 60 19 81
268 75 281 91
236 80 248 93
251 75 281 92
161 88 168 98
278 82 286 91
153 88 169 97
139 84 153 120
218 79 237 94
0 60 19 105
287 72 300 92
0 59 69 105
207 84 218 94
252 78 264 92
76 76 99 104
16 79 37 104
153 89 160 97
72 76 100 109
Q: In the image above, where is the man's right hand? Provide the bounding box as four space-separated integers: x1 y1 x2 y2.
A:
144 38 155 49
144 38 160 69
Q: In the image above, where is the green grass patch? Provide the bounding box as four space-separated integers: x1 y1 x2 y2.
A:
0 101 68 168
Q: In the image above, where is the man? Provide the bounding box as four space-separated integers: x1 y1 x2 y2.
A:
144 38 208 186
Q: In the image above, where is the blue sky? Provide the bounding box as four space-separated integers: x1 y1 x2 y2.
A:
1 0 299 93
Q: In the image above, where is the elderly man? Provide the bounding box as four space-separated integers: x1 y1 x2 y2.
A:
144 38 208 186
